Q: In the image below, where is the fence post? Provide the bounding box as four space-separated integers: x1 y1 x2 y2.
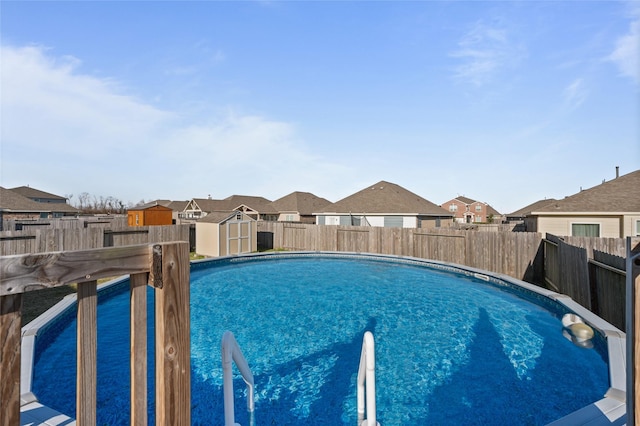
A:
153 242 191 425
76 280 98 425
0 294 22 426
130 272 149 425
628 237 640 426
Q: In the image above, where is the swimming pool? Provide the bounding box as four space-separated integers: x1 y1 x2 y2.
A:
28 252 625 425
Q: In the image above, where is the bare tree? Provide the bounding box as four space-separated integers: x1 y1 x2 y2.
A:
77 192 91 211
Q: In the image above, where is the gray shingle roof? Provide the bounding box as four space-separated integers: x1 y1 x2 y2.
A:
167 200 189 211
271 191 331 215
454 196 476 205
197 211 238 224
191 198 229 212
1 187 48 211
507 199 558 217
223 195 276 213
317 181 452 216
9 186 67 202
532 169 640 213
193 195 277 214
0 187 78 213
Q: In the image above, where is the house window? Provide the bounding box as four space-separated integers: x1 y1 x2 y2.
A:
636 220 640 236
135 214 139 225
475 205 482 212
384 216 403 228
449 204 458 212
571 223 600 237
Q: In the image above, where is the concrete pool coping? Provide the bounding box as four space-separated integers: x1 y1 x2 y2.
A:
19 251 627 425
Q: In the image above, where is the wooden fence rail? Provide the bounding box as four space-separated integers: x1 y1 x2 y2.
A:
0 241 191 426
2 217 128 232
0 225 193 256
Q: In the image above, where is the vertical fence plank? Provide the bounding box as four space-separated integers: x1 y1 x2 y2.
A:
0 294 22 426
155 242 190 426
628 237 640 426
130 272 148 426
77 280 98 426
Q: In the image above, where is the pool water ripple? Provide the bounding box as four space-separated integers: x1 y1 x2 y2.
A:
33 256 609 425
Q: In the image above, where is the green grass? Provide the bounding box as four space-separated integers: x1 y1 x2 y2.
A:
22 285 76 325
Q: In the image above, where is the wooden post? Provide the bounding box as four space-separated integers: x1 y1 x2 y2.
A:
77 280 97 426
154 242 190 425
627 237 640 426
0 294 22 426
130 272 148 426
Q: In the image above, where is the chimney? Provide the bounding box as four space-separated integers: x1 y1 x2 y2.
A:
615 166 619 178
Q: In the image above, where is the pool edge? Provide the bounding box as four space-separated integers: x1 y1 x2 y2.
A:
20 251 627 425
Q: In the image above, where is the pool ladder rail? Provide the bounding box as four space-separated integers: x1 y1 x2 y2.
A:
221 331 255 426
357 331 381 426
221 330 380 426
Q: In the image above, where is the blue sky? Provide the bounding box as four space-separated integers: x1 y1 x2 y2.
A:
1 1 638 213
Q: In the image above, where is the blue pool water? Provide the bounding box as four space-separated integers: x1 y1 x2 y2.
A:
32 254 609 425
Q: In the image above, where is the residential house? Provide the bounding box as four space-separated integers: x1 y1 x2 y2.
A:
526 169 640 238
9 186 69 204
315 180 453 228
223 195 278 221
271 191 331 224
195 211 257 257
1 186 79 223
441 196 502 224
166 200 189 224
183 195 277 222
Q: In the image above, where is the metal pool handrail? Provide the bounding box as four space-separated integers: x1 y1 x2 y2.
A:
222 331 255 426
357 331 380 426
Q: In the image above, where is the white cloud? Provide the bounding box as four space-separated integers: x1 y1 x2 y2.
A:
450 20 525 87
607 15 640 85
1 44 172 157
0 44 353 203
562 78 588 110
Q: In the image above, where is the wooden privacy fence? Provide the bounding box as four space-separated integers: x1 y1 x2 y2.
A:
257 222 544 283
0 242 191 426
1 216 129 231
543 234 632 331
0 225 192 256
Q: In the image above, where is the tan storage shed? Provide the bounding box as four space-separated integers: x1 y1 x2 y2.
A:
195 211 257 257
